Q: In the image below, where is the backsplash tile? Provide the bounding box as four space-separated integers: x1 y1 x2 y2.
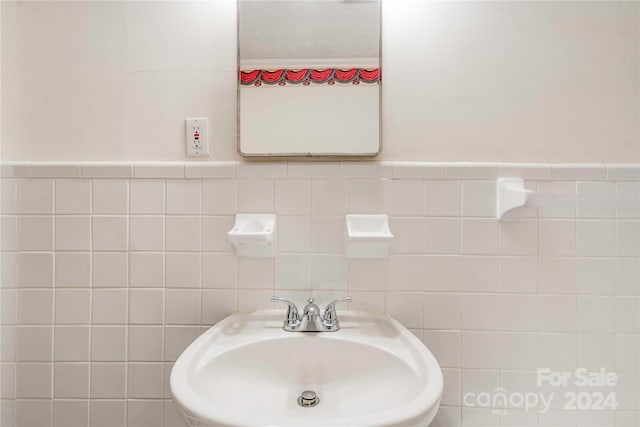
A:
1 161 638 427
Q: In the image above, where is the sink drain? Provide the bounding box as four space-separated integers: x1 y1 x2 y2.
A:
298 390 319 407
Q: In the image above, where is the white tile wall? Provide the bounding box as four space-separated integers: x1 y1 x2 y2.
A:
1 161 639 427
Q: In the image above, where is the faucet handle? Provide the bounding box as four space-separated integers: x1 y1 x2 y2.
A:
322 296 352 328
271 296 300 326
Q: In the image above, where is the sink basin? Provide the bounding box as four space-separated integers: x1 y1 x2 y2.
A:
171 310 443 427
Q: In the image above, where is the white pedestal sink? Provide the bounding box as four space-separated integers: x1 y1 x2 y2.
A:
171 310 443 427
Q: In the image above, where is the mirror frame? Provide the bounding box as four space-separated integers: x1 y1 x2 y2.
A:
236 0 383 158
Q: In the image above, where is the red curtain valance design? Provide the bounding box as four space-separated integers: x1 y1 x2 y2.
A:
239 68 380 86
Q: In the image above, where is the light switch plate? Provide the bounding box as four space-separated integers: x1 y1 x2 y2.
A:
186 118 209 157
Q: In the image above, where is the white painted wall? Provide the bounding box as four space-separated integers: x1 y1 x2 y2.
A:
1 0 638 162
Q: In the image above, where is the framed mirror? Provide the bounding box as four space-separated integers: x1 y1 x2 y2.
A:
238 0 381 157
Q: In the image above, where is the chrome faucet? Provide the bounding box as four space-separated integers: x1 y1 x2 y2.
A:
271 296 352 332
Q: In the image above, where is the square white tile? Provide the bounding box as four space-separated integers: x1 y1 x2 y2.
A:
538 295 576 332
576 181 615 218
462 218 498 254
537 181 576 218
1 216 17 251
202 253 237 289
500 256 537 293
166 216 200 251
389 217 423 254
385 180 424 216
238 179 274 212
55 289 90 324
92 289 128 324
423 293 460 329
462 181 496 217
164 326 201 361
128 326 163 362
424 218 461 254
238 258 274 289
202 289 237 325
15 400 52 426
501 294 537 331
165 289 201 325
129 216 164 251
348 179 385 214
461 331 500 369
460 294 501 330
92 216 128 251
92 179 128 214
1 179 17 214
127 363 164 398
16 363 51 398
311 180 347 216
461 256 499 292
616 220 640 257
311 255 346 291
539 333 576 370
616 297 640 334
126 399 163 426
616 258 640 295
386 292 423 329
130 180 165 214
53 400 89 426
54 326 90 361
348 259 386 291
499 332 537 369
54 363 89 398
91 363 127 398
275 179 311 215
387 255 424 291
17 290 53 324
577 333 615 370
55 216 91 250
576 258 614 295
17 179 53 214
55 253 90 287
424 255 462 292
55 179 90 214
202 179 237 215
278 216 311 253
17 216 53 251
539 219 576 256
424 181 461 217
422 330 460 368
129 289 164 324
17 326 52 361
92 253 128 288
92 319 133 360
616 335 639 371
275 254 311 290
166 252 200 288
499 219 537 255
575 220 615 257
538 257 575 294
166 180 201 214
311 216 345 254
201 216 235 252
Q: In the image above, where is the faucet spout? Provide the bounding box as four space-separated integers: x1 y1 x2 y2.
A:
271 296 351 332
300 298 322 331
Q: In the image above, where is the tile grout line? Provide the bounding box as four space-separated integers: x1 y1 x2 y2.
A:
87 178 94 425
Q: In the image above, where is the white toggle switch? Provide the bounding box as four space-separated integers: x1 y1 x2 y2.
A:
186 118 209 157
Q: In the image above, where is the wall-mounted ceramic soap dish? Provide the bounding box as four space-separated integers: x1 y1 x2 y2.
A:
228 214 277 257
346 214 394 259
